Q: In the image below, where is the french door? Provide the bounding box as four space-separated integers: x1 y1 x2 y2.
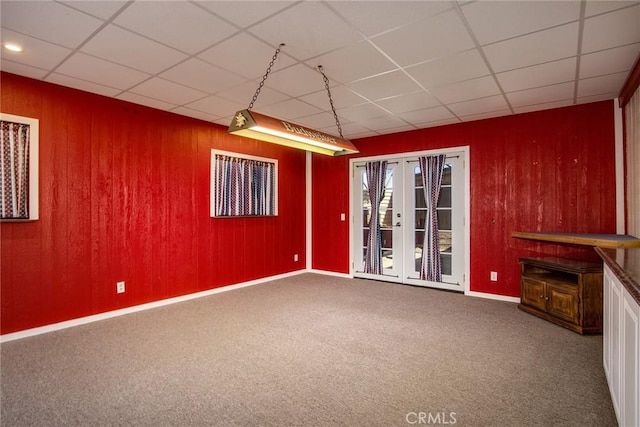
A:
352 150 466 292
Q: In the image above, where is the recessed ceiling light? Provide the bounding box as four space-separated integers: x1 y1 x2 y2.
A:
3 43 23 53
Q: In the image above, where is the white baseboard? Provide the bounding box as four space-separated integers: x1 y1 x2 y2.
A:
466 290 520 303
0 269 307 343
308 269 353 279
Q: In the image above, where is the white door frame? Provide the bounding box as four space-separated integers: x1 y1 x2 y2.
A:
348 146 471 294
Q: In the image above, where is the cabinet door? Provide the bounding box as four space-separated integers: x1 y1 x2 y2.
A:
547 282 580 325
522 278 547 311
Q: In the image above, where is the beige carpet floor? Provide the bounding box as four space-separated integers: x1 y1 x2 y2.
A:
0 273 617 426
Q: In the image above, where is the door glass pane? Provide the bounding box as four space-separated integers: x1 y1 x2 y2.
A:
437 187 451 208
439 230 452 253
441 254 452 275
415 189 426 209
381 230 393 249
382 250 393 269
415 210 426 229
380 208 393 227
414 166 423 187
437 210 451 230
442 165 451 185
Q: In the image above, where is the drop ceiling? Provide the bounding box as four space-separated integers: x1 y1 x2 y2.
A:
1 1 639 140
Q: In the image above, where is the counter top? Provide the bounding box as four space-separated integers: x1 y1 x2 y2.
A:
596 247 640 305
512 231 640 248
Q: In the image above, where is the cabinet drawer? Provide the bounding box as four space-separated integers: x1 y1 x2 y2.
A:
522 277 547 311
547 282 580 325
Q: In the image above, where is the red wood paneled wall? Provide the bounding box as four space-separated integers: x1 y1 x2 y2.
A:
0 73 306 334
312 101 617 297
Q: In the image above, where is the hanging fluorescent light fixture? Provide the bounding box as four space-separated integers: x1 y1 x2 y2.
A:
228 44 358 156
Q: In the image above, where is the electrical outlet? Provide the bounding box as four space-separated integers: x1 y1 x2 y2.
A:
490 271 498 281
116 281 125 294
340 213 346 221
294 254 298 262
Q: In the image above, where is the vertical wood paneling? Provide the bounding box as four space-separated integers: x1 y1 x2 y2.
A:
313 102 617 297
0 73 307 335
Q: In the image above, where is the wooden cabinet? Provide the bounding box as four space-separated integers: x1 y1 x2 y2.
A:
601 260 639 427
518 257 603 334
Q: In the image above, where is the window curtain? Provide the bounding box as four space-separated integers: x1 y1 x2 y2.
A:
364 160 388 274
419 155 446 281
0 121 30 219
215 155 275 216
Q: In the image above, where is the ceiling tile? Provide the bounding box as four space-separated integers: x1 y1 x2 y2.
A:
55 52 150 90
496 57 577 93
329 1 453 37
577 71 629 97
160 58 245 94
371 10 475 67
461 1 580 45
129 77 208 106
0 29 72 70
513 99 574 114
258 99 322 120
337 103 388 122
431 76 501 105
113 2 237 55
80 24 188 74
46 73 121 98
1 1 104 48
358 115 410 132
577 93 620 104
419 118 461 128
305 41 397 84
397 106 456 124
116 92 175 111
0 59 48 80
59 1 128 20
375 91 440 114
299 86 368 110
483 22 580 72
265 64 328 97
582 4 640 53
506 82 575 108
333 122 373 138
197 33 296 80
584 1 640 18
447 95 509 116
406 49 490 89
170 106 220 123
460 109 513 123
347 70 422 101
185 95 245 118
247 2 363 61
196 1 294 29
295 112 348 130
215 81 289 110
580 43 640 79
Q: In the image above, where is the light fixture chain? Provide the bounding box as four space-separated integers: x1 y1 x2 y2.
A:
248 43 285 111
318 66 343 138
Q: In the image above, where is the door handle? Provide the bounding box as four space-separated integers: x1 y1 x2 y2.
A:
395 222 401 227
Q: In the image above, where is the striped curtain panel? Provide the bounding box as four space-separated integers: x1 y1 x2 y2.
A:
419 155 446 281
364 160 388 274
0 121 30 219
215 155 275 216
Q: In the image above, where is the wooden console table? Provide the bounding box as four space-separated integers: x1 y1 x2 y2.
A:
518 257 603 334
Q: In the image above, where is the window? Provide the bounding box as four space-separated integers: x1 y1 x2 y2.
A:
211 150 277 217
0 113 39 221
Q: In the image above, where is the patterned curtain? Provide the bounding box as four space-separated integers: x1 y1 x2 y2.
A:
215 155 275 216
364 160 388 274
419 155 446 281
0 121 30 219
